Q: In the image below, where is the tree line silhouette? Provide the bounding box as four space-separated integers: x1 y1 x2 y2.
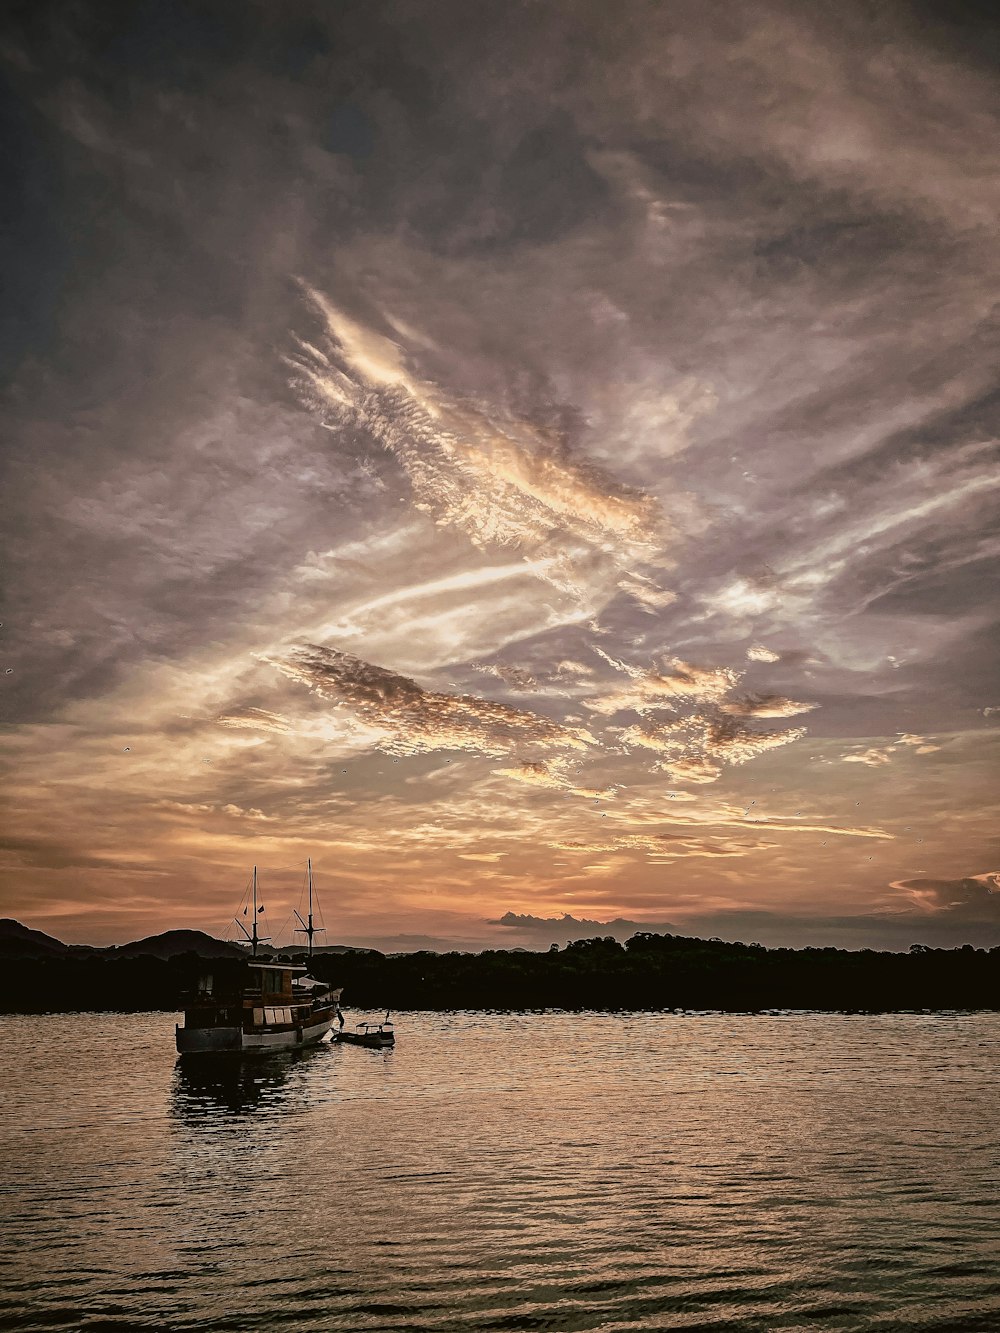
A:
2 932 997 1013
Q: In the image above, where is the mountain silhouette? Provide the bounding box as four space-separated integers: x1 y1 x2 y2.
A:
112 930 245 960
0 918 71 958
0 920 242 961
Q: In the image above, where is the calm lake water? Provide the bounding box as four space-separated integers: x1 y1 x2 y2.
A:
2 1010 999 1331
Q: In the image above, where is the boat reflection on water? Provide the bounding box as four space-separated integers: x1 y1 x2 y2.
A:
171 1042 333 1122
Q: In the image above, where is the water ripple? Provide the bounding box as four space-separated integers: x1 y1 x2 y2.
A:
1 1010 998 1331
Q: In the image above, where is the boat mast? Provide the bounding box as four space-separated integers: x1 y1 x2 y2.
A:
251 865 259 958
234 866 269 955
308 858 315 960
294 857 318 959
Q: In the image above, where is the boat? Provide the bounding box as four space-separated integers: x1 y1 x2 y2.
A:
175 863 341 1056
335 1013 395 1049
174 960 341 1055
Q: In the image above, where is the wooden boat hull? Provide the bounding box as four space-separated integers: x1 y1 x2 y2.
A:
176 1014 334 1055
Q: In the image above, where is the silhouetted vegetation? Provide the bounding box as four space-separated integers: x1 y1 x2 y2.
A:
1 933 997 1013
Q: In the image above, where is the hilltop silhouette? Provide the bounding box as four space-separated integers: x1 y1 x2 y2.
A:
0 918 71 958
113 930 244 960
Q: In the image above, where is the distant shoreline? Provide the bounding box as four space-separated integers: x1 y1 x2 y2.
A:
2 930 997 1014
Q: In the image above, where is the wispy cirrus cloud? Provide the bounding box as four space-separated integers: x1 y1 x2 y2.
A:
491 757 609 799
473 662 539 691
268 644 596 760
653 755 727 785
589 651 812 784
746 644 781 663
604 791 893 842
289 286 673 604
551 830 779 861
218 708 292 734
720 694 817 719
843 747 894 768
585 654 739 716
702 714 809 767
842 733 943 767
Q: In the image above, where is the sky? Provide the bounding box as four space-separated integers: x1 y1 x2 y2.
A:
1 0 998 951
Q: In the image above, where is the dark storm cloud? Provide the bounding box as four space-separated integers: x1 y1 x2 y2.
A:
490 911 680 947
490 903 1000 952
890 873 1000 918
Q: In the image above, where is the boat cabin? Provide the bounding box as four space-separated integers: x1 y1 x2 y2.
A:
245 962 306 1001
245 961 307 1029
180 961 307 1030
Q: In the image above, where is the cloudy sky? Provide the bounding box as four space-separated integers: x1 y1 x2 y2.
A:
2 0 998 950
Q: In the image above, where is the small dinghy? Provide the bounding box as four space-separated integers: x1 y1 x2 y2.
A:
335 1013 395 1049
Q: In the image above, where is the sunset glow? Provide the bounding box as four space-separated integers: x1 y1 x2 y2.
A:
2 2 998 950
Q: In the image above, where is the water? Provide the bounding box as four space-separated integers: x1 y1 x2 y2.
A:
2 1011 998 1331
